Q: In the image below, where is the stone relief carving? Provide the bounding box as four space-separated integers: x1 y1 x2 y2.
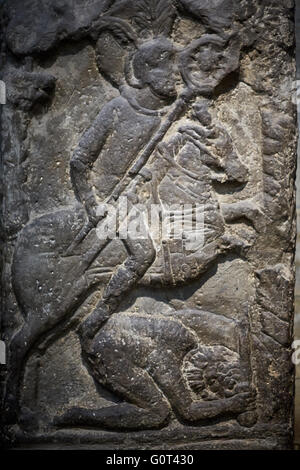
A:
0 0 297 450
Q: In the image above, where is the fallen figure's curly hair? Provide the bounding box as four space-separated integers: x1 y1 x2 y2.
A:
183 345 244 400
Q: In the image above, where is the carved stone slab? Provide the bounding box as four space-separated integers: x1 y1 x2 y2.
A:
0 0 297 450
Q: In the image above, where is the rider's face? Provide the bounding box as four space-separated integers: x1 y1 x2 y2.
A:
146 48 180 98
134 39 181 99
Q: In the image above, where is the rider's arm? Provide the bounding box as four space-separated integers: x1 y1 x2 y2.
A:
70 101 114 223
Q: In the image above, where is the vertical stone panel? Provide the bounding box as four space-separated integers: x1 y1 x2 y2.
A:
0 0 297 449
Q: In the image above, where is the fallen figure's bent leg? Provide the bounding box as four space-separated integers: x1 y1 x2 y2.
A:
56 312 255 429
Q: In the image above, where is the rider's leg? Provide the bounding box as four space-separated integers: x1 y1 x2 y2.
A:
79 232 155 344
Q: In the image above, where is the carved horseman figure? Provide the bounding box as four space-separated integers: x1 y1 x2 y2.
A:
4 1 261 430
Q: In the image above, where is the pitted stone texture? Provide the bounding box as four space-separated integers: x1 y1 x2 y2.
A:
0 0 297 450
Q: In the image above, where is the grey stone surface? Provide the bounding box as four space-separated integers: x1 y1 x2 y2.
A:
0 0 297 450
294 0 300 449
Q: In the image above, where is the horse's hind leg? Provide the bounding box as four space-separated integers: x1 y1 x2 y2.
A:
2 208 107 424
3 320 44 424
3 271 100 425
